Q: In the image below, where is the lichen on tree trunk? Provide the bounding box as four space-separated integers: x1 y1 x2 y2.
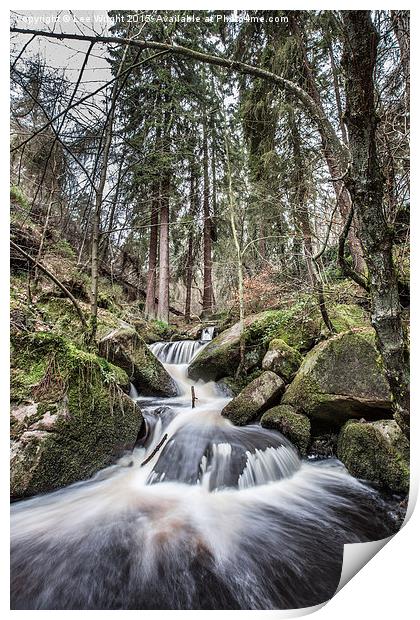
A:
342 10 410 437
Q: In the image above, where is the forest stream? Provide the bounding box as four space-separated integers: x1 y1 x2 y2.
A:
11 335 401 610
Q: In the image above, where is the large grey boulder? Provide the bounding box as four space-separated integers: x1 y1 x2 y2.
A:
99 326 178 397
282 330 392 426
337 419 409 493
221 371 285 426
262 339 303 383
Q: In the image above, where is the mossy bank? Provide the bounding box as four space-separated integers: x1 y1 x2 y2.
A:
11 332 143 498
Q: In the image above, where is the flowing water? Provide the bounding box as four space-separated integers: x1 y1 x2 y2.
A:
11 339 401 610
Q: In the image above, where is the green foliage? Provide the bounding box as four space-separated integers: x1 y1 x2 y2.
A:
149 319 172 340
10 185 29 210
48 239 76 260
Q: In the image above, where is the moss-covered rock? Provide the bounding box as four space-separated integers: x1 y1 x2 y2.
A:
99 326 178 397
282 330 392 426
261 405 310 455
10 332 142 499
337 419 409 493
328 303 370 334
262 339 303 383
188 313 263 382
221 371 285 426
188 302 369 384
188 308 311 383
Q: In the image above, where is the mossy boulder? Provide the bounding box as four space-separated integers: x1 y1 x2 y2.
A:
221 371 285 426
188 302 369 384
188 308 312 383
10 332 143 499
261 405 310 455
337 419 409 493
328 303 370 334
282 330 392 426
99 326 178 397
262 339 303 383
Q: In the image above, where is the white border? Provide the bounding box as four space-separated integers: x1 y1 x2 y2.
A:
2 2 419 618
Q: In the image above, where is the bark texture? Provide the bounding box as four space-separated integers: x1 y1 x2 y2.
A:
342 10 409 437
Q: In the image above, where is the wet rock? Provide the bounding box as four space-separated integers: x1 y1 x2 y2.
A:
10 332 143 499
221 371 285 426
215 378 236 397
261 405 310 455
282 330 392 426
262 339 303 383
99 326 178 397
188 308 313 383
337 419 409 493
308 433 338 459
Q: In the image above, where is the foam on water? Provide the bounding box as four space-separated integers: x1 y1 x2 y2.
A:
11 338 400 610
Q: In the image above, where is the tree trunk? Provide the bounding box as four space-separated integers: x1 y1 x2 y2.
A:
202 114 214 317
289 14 366 275
327 39 348 145
342 10 409 437
185 163 196 322
89 45 129 343
289 109 334 333
145 181 160 319
391 11 410 105
157 173 170 324
225 131 245 377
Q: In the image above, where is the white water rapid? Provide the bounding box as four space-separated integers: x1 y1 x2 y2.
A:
11 339 400 610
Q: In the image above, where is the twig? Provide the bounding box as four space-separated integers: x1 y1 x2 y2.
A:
140 434 168 467
11 240 88 329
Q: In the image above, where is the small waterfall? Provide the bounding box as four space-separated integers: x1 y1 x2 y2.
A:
149 340 205 365
129 383 139 399
201 325 215 341
238 446 301 490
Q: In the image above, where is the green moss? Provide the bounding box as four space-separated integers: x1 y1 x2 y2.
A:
39 297 121 345
282 330 391 425
245 305 317 352
11 331 129 405
329 303 370 333
261 405 310 455
10 185 29 210
221 371 284 426
337 420 409 494
149 319 173 340
262 339 303 383
10 331 140 498
99 326 177 397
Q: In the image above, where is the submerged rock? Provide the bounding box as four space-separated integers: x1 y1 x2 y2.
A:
282 330 391 426
337 419 409 493
261 405 310 455
10 332 143 499
262 339 303 383
221 371 285 426
99 326 178 397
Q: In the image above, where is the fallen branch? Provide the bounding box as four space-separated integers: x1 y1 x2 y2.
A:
140 434 168 467
11 240 88 329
